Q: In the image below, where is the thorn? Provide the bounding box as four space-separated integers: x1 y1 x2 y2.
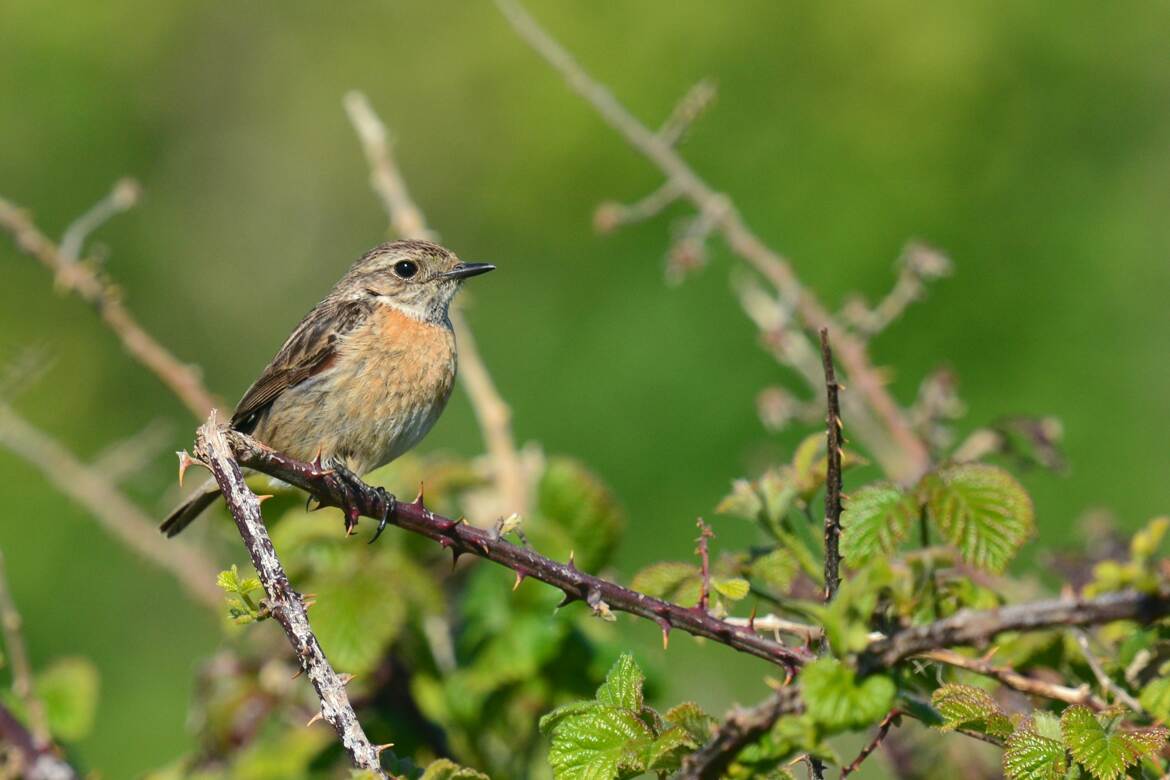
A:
256 494 274 504
306 711 324 727
290 668 303 680
477 539 491 556
451 548 464 570
337 673 356 686
372 742 395 756
176 450 198 487
312 448 325 469
748 605 758 633
556 591 579 609
657 618 671 650
567 549 576 570
413 481 425 507
784 666 795 686
512 569 526 592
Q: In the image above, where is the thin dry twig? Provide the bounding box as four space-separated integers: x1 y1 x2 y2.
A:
204 427 815 670
839 242 951 338
58 177 142 264
917 648 1107 710
0 194 219 418
0 701 77 780
0 402 221 609
0 551 49 747
657 78 718 147
840 708 900 778
343 90 529 518
193 413 389 777
492 0 930 484
1073 629 1143 712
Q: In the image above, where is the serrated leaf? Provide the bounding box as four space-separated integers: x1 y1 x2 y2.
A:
419 758 490 780
216 566 241 592
665 702 716 745
1061 705 1168 780
1004 730 1068 780
1139 677 1170 721
716 479 764 519
711 577 751 601
542 703 655 780
630 562 701 606
923 463 1035 573
931 683 1013 738
839 483 917 564
642 725 696 772
1031 711 1063 743
595 654 644 712
36 657 99 741
310 566 406 676
800 658 895 731
749 549 798 592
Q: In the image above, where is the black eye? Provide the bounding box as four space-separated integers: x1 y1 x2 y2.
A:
393 260 418 279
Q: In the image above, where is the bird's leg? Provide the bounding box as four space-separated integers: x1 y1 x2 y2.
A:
369 487 396 545
322 458 364 536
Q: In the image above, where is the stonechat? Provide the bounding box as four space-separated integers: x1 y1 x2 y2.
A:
161 239 494 538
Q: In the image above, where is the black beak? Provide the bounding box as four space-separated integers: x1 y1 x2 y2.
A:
442 262 496 280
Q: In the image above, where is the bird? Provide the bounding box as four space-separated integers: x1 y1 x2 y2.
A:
161 239 494 540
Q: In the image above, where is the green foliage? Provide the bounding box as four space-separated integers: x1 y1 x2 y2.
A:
1060 706 1167 780
799 658 895 732
216 564 267 624
418 758 490 780
1003 728 1068 780
36 657 99 742
539 654 712 780
922 463 1035 573
931 684 1013 739
839 483 916 564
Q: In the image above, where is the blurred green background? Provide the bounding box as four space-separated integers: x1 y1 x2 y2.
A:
2 0 1169 775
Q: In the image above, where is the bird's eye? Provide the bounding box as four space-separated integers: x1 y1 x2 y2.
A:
393 260 418 279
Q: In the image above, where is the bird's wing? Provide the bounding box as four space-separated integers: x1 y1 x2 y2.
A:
231 296 374 433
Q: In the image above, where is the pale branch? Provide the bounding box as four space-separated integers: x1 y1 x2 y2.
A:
1073 629 1143 712
0 702 77 780
492 0 930 483
0 193 219 419
0 401 221 610
202 427 815 670
593 180 680 234
193 414 389 777
916 648 1107 710
58 177 141 264
860 587 1170 671
0 551 49 747
343 90 529 517
840 708 900 778
677 686 804 780
820 329 843 602
722 613 824 644
657 78 718 147
839 242 952 338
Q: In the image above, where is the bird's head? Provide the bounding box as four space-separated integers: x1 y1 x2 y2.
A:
342 240 495 322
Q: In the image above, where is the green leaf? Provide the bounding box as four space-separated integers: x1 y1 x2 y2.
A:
711 577 751 601
310 566 406 676
1139 677 1170 721
419 759 490 780
799 658 895 731
792 433 867 500
923 463 1035 573
595 653 644 712
1130 516 1169 563
1003 729 1068 780
749 549 798 592
1061 705 1168 780
630 562 701 606
538 458 625 572
36 657 99 741
931 683 1013 738
541 703 655 780
642 725 697 772
839 483 917 564
665 702 717 745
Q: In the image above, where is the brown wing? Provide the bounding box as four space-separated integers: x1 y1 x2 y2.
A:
231 296 374 433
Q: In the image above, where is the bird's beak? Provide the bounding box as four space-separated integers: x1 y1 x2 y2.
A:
442 262 496 280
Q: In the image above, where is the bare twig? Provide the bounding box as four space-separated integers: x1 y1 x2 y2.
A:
205 427 814 670
657 78 717 147
0 551 49 746
0 402 221 609
917 648 1106 710
677 687 804 780
696 519 714 613
840 242 951 338
722 613 824 643
860 587 1170 670
343 90 528 517
1073 629 1143 711
58 177 141 264
840 708 900 778
0 701 77 780
193 413 388 777
820 329 843 602
0 194 218 418
492 0 931 484
594 181 680 234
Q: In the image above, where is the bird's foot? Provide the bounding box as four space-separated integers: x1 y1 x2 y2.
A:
369 487 396 545
321 459 364 536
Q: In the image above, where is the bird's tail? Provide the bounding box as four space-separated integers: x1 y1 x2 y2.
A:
160 478 221 537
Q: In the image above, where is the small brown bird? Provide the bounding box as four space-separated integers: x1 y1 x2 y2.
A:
161 240 494 539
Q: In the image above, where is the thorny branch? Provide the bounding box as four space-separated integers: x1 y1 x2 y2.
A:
492 0 931 484
0 401 221 609
677 686 804 780
344 90 529 519
0 193 220 419
193 414 389 777
820 329 843 602
195 426 815 670
0 551 49 747
839 708 900 778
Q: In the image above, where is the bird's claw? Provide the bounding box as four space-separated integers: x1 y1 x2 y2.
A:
368 487 396 544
